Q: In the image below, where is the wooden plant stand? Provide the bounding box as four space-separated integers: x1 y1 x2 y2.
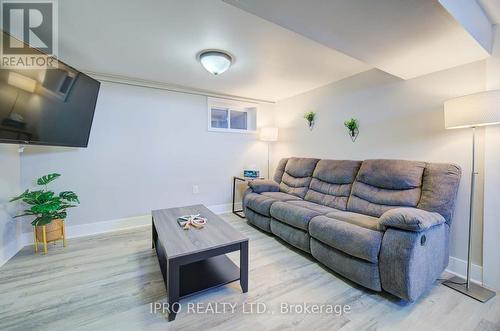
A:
33 219 67 254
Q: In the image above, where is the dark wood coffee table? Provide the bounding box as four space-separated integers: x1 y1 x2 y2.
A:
152 204 248 321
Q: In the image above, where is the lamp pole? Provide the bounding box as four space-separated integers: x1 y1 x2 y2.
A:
466 126 476 289
443 126 495 302
260 127 278 179
442 90 500 302
267 141 270 179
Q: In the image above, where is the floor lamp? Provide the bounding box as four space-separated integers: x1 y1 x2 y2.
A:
260 127 278 179
443 90 500 303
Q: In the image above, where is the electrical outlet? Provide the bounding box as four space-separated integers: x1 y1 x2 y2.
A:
192 185 199 194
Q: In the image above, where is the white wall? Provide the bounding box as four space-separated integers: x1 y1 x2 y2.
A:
20 82 274 227
273 61 487 266
0 144 22 266
484 25 500 290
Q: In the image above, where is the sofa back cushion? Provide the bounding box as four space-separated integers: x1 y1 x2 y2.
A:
347 159 426 217
273 158 289 183
279 157 319 198
417 163 461 225
305 160 362 210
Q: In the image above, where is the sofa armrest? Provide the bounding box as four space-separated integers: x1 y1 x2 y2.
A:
379 223 449 301
378 207 445 232
248 180 280 193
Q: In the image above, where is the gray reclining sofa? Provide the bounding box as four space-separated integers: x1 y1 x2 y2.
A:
243 157 461 301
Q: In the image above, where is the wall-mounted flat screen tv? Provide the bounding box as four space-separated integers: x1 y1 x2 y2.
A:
0 34 100 147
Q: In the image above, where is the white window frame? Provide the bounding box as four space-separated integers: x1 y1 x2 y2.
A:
207 97 258 134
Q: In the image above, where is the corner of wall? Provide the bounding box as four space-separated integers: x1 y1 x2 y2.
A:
0 144 22 268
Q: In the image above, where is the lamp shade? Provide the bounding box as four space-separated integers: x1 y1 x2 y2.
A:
444 90 500 129
260 127 278 142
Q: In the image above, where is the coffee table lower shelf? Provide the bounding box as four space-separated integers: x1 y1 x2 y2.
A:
179 255 240 298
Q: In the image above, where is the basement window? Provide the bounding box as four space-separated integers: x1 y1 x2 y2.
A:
208 97 257 133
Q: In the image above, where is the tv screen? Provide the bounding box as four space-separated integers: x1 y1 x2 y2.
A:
0 56 100 147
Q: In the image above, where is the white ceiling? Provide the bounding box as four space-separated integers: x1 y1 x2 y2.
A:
224 0 491 80
478 0 500 24
58 0 369 102
58 0 494 102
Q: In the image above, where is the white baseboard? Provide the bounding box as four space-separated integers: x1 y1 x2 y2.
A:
2 203 237 267
68 214 152 239
18 214 152 251
206 203 233 214
445 256 483 284
208 202 241 214
56 203 237 240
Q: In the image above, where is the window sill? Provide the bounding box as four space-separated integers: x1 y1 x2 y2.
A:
208 127 257 134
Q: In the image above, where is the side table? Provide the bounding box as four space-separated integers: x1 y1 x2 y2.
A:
232 176 264 218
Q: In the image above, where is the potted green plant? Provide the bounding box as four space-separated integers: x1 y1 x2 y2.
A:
344 118 359 142
10 173 79 253
304 111 316 130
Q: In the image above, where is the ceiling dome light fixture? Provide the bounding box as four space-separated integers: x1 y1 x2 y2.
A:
198 50 233 75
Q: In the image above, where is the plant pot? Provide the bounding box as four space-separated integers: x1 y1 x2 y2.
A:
308 120 315 130
35 219 64 242
349 128 359 142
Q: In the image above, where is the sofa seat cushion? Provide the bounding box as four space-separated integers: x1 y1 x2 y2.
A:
311 238 381 291
244 193 276 217
325 211 379 231
245 191 302 217
261 192 302 201
286 200 339 214
309 215 383 263
270 219 310 252
245 208 272 233
270 201 322 231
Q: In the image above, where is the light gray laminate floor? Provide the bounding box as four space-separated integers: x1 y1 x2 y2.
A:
0 213 499 331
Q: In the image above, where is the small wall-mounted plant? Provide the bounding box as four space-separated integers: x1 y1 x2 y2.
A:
344 118 359 142
304 111 316 130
